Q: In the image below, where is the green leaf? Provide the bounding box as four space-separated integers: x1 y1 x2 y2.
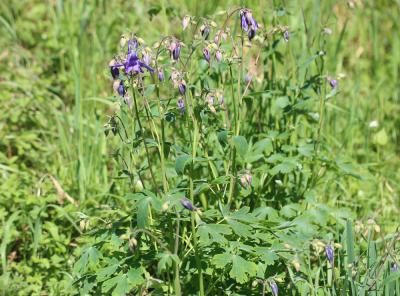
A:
254 248 278 266
96 262 119 282
373 129 388 146
212 253 232 269
175 154 191 175
229 255 257 283
137 197 151 228
270 159 297 175
233 136 248 158
102 274 124 294
127 268 145 287
345 220 355 264
197 223 232 245
113 274 128 296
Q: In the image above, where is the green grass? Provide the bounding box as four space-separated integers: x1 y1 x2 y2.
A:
0 0 399 295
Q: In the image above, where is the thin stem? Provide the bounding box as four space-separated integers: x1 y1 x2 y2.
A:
130 80 159 195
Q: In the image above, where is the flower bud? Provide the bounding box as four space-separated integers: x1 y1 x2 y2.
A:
269 280 278 296
215 49 222 62
177 98 185 115
182 16 190 30
325 245 334 264
180 198 195 211
158 68 164 82
201 25 210 40
178 81 186 95
203 48 211 63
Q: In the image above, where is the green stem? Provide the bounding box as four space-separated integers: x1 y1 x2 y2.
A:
131 82 159 195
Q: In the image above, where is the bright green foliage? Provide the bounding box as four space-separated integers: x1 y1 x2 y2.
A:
1 0 399 295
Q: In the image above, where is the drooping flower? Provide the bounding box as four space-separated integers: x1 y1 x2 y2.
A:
158 68 164 82
117 81 126 97
178 80 186 95
283 30 290 42
109 59 121 79
201 25 210 40
240 171 252 187
177 98 185 115
143 51 151 66
391 263 398 273
245 73 252 84
180 198 195 211
169 41 181 60
215 49 222 62
327 77 338 89
269 280 278 296
240 9 258 41
325 245 334 264
203 48 211 63
124 51 154 75
182 16 190 30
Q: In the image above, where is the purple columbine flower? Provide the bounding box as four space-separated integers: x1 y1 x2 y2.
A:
180 198 195 211
110 66 120 79
124 51 154 75
325 245 334 264
203 48 211 63
329 78 338 89
178 81 186 95
177 98 185 115
201 25 210 40
158 68 164 82
215 50 222 62
117 81 126 97
283 30 290 42
128 38 138 53
391 263 398 273
240 9 258 41
269 281 278 296
170 41 181 60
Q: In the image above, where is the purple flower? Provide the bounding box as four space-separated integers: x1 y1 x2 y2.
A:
158 68 164 82
329 78 338 89
245 73 252 83
117 81 126 97
143 52 151 66
391 263 398 273
170 41 181 60
215 50 222 62
180 198 195 211
203 48 211 63
248 28 256 41
110 66 120 79
201 25 210 40
124 51 154 75
269 281 278 296
128 38 138 53
283 30 290 42
178 81 186 95
325 245 334 264
177 98 185 115
240 9 258 41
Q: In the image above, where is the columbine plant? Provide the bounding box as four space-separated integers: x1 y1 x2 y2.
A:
74 6 350 295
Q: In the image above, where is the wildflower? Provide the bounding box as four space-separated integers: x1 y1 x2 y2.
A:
124 51 154 75
269 280 278 296
327 77 338 89
169 41 181 60
283 30 290 42
245 73 252 84
240 9 258 41
182 16 190 30
323 27 332 35
391 263 398 272
325 245 334 264
117 81 126 97
128 38 138 53
203 48 211 63
215 49 222 62
240 171 252 187
178 81 186 95
177 98 185 115
143 51 151 66
201 25 210 40
158 68 164 82
180 198 195 211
